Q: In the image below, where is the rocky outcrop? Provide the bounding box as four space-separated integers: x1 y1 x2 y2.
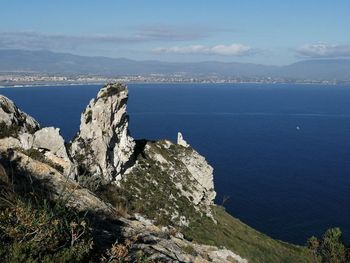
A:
0 95 40 136
0 84 245 262
0 95 72 176
121 216 248 263
69 83 135 182
120 140 216 225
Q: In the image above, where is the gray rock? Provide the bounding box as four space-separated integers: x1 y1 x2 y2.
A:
0 95 40 135
70 83 135 182
18 133 34 149
122 140 216 224
33 127 69 159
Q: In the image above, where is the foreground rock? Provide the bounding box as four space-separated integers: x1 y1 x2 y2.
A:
70 83 135 182
0 144 245 263
0 95 40 137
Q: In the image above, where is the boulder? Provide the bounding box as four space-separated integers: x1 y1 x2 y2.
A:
33 127 69 159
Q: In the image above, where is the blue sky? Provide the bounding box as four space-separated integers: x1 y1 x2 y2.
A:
1 0 349 65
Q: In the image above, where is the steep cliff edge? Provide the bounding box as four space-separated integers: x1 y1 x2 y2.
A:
0 83 314 263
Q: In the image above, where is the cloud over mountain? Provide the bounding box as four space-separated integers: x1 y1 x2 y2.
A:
153 43 253 56
296 43 350 58
0 26 215 51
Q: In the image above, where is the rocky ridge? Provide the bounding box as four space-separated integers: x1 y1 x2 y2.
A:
0 83 245 262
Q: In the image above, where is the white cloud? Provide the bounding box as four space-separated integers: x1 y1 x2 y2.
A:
153 43 253 56
296 43 350 58
0 27 214 51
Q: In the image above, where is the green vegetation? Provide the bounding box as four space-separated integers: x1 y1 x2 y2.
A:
85 109 93 124
96 140 316 262
0 191 93 262
0 122 20 139
99 83 126 99
307 228 349 263
183 206 315 263
97 140 203 226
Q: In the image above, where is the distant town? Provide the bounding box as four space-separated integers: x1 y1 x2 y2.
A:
0 72 343 87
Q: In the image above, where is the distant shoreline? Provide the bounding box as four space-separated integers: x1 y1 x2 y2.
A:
1 81 348 89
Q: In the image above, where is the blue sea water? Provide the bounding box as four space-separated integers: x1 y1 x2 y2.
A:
1 83 350 245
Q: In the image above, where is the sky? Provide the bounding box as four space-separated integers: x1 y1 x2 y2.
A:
1 0 349 65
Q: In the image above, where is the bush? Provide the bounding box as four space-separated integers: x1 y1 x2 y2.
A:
0 122 20 139
0 197 93 262
307 228 349 263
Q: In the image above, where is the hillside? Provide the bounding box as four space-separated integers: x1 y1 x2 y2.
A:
0 83 318 262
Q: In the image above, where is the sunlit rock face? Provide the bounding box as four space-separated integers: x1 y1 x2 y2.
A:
69 83 135 182
0 95 40 135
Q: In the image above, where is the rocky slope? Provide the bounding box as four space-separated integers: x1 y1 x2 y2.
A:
0 83 314 263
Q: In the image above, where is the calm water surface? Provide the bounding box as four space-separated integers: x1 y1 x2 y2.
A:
1 83 350 245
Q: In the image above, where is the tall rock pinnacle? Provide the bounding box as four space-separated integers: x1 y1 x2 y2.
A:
69 83 135 182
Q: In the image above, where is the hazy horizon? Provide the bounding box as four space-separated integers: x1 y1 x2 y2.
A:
1 1 350 66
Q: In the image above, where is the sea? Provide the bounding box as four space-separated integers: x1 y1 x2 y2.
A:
1 83 350 245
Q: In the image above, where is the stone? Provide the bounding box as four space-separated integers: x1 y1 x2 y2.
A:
177 132 189 147
0 137 21 150
122 140 216 224
70 83 135 182
18 133 34 149
0 95 40 135
2 148 114 215
33 127 69 159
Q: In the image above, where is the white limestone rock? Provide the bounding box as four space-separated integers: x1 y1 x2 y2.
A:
178 145 216 208
33 127 69 159
0 137 21 150
70 83 135 182
123 140 216 223
18 133 34 149
177 132 189 147
0 95 40 135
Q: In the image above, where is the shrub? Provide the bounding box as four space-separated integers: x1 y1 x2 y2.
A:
307 228 348 263
0 122 20 139
99 83 126 99
0 196 93 262
320 228 347 263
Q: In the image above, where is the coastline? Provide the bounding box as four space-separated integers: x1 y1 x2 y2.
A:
0 81 345 89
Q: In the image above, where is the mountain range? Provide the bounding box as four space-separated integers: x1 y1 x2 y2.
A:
1 49 350 81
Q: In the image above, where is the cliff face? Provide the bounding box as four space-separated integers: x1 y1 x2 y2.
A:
119 139 216 226
70 83 135 182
